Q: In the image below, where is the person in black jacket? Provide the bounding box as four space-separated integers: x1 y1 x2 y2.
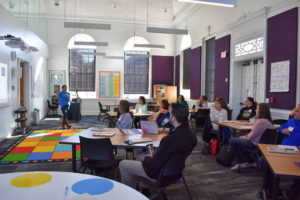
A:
119 103 197 188
236 97 257 120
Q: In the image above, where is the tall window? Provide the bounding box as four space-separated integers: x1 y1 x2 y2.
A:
124 52 149 94
69 49 95 91
205 37 215 102
183 48 191 89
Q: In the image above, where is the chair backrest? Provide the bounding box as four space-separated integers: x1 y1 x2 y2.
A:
79 136 115 161
47 100 51 107
272 119 288 125
157 152 190 187
51 95 59 105
196 109 210 118
98 101 103 110
227 109 233 120
259 128 278 144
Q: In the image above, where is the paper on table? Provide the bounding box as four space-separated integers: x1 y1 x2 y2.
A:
67 193 99 200
240 126 252 129
278 145 299 151
93 132 115 137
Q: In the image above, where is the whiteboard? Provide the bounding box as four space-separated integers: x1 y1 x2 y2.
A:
0 63 10 107
270 60 290 92
99 71 120 98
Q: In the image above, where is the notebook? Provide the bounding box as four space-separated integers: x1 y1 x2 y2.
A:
140 121 159 134
267 145 299 154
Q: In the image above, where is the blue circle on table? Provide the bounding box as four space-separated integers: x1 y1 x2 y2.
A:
72 178 114 195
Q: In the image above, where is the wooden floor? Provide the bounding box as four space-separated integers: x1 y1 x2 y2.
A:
0 117 288 200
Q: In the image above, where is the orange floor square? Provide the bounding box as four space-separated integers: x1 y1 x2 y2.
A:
51 151 72 159
33 146 55 152
17 142 39 147
37 141 58 146
62 129 78 133
22 137 42 142
61 132 77 136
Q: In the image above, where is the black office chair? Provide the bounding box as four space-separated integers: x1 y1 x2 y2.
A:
135 152 193 200
46 100 58 117
97 101 110 121
79 136 117 179
196 109 210 128
51 95 59 106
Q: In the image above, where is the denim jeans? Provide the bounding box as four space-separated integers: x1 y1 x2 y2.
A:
229 137 258 163
61 105 69 120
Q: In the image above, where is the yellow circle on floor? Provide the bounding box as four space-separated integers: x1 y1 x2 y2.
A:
11 173 52 188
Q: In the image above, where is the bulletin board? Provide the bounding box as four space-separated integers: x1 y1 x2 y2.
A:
270 60 290 92
99 71 120 98
48 70 66 98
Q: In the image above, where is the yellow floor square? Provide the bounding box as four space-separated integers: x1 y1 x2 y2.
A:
17 142 39 147
33 146 55 152
61 132 77 136
47 130 63 133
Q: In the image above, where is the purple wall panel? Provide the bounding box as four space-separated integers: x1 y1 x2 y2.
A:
214 35 231 102
266 8 298 110
190 46 201 99
175 55 180 97
152 56 174 93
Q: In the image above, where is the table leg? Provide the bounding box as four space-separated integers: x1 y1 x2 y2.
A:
72 144 77 172
272 176 279 200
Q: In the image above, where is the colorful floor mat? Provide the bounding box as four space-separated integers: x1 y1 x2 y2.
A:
0 129 84 164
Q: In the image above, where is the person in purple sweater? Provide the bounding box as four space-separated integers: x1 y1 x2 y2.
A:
229 103 274 171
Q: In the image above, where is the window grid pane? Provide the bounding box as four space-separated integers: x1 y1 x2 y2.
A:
124 51 149 94
69 49 95 91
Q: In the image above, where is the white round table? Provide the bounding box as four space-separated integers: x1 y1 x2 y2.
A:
0 171 148 200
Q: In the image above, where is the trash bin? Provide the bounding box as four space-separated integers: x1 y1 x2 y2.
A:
32 108 40 125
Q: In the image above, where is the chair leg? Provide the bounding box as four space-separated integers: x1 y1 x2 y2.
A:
182 176 193 200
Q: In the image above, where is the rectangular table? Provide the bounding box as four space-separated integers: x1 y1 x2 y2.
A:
107 111 154 117
258 144 300 200
213 120 254 131
60 128 167 172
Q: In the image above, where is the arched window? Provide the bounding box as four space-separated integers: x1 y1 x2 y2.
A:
68 33 96 49
124 36 150 96
68 33 96 98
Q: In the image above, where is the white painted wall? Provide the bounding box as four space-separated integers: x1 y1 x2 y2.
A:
0 5 48 141
175 0 300 119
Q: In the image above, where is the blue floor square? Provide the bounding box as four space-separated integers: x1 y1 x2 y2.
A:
54 145 72 152
26 152 52 160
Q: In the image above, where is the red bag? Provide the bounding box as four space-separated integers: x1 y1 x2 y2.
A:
211 139 218 155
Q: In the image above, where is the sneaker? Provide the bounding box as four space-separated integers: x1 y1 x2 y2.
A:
247 162 257 168
231 162 248 171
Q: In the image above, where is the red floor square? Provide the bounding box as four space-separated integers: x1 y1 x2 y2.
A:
11 147 35 154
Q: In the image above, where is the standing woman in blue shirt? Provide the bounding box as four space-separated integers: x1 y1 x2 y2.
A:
56 85 71 129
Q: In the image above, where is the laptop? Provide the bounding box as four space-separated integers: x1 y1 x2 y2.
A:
140 120 159 134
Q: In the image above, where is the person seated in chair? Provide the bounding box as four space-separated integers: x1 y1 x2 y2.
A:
116 100 132 129
148 100 169 122
229 103 273 171
199 95 208 108
119 103 197 188
210 99 228 131
133 96 147 128
237 97 257 120
258 104 300 200
176 95 189 109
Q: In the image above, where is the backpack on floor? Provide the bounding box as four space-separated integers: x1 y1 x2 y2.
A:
216 145 235 166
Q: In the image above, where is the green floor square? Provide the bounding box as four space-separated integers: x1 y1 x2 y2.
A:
76 151 81 159
41 137 60 141
1 153 30 162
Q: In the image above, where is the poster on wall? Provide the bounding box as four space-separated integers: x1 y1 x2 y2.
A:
49 70 66 98
270 60 290 92
99 71 120 98
0 63 9 107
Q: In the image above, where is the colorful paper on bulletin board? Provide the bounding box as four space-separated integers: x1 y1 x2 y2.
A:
99 71 120 98
48 70 66 98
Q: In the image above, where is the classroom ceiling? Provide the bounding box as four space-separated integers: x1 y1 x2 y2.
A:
42 0 194 24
